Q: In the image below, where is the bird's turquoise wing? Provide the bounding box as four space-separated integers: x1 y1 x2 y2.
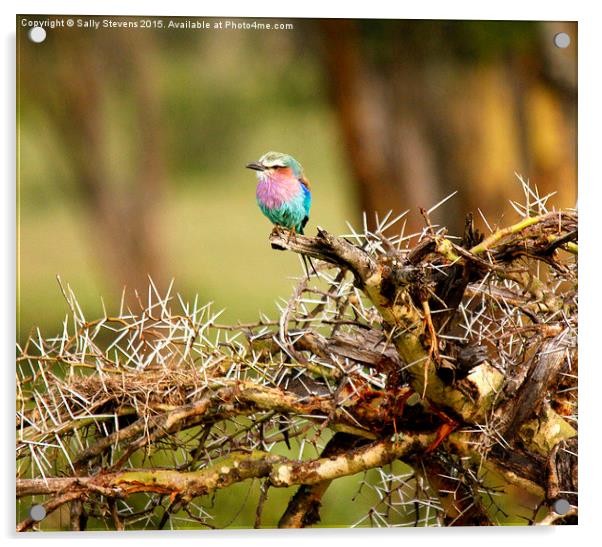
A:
298 180 311 234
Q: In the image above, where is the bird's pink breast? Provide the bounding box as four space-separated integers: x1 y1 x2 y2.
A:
256 174 302 209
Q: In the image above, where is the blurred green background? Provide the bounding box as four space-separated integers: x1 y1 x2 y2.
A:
17 16 577 343
17 16 577 527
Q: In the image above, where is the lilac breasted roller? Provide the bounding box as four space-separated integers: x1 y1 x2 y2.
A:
246 151 312 235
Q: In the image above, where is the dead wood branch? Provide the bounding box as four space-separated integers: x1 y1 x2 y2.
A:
16 189 577 529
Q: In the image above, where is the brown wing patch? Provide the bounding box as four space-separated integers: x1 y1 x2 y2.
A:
300 175 311 191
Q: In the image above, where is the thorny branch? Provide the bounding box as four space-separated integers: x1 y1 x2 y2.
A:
16 182 577 529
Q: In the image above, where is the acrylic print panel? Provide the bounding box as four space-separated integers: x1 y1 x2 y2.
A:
16 15 577 531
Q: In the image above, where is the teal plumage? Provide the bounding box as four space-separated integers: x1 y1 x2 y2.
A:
246 151 312 234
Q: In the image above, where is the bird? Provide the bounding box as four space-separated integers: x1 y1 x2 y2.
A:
245 151 312 236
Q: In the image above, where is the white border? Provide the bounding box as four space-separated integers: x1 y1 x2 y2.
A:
3 1 600 546
1 0 586 19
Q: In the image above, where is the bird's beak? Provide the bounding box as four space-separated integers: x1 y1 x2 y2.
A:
245 162 265 172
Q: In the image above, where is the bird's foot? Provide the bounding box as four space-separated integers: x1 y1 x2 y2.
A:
287 227 297 245
270 226 287 251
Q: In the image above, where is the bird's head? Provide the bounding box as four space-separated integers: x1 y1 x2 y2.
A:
246 151 304 181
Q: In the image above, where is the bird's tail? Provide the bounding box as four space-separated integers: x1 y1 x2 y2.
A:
301 255 318 278
293 224 317 278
